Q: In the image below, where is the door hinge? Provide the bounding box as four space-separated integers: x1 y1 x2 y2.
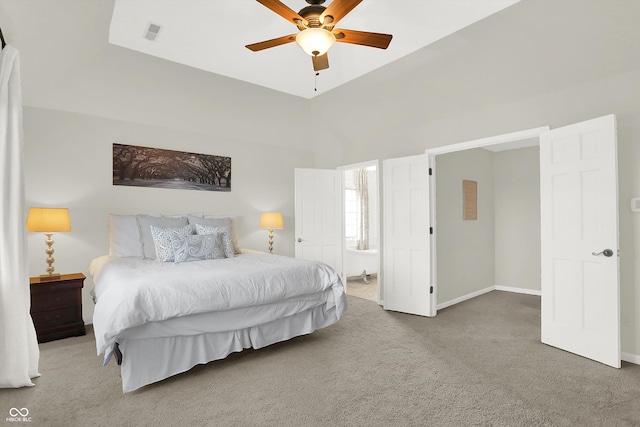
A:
429 167 433 176
429 227 433 235
430 286 434 294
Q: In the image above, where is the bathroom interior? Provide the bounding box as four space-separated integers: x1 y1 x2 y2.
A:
343 163 379 302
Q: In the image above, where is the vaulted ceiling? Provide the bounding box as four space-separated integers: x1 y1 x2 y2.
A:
109 0 520 98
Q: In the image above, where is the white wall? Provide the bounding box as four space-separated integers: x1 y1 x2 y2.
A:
494 146 541 291
436 148 495 303
23 107 314 322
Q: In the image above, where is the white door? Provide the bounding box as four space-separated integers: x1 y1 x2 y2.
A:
294 168 343 276
540 114 620 368
382 154 435 316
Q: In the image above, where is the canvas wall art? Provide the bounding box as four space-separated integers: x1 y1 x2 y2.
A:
113 143 231 192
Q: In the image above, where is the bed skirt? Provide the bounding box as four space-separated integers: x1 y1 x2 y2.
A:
118 303 340 392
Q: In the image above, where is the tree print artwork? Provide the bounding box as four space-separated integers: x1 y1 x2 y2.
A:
113 143 231 191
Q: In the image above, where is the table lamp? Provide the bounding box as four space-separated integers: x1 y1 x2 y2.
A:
26 207 71 279
259 212 284 254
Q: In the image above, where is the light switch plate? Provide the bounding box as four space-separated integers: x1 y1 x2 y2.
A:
631 198 640 213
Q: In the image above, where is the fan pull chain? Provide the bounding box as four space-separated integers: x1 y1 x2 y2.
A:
314 72 320 92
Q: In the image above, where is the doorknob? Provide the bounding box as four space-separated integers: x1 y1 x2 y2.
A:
592 249 614 257
297 238 303 243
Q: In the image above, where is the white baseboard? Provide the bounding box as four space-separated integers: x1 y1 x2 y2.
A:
437 286 494 310
437 285 541 310
622 352 640 365
495 285 541 296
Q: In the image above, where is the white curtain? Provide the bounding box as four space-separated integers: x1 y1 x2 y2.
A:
355 168 369 250
0 45 40 388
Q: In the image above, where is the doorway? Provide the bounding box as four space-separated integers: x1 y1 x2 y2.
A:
420 116 621 368
339 160 380 303
434 141 541 309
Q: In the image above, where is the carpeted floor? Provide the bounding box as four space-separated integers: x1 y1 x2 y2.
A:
2 291 640 426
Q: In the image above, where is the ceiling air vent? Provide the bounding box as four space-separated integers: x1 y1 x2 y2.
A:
144 23 162 42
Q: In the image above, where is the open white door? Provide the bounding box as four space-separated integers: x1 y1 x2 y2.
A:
382 154 435 316
294 168 343 277
540 114 620 368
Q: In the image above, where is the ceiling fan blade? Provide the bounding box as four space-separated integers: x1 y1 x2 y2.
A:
245 34 296 52
333 29 393 49
256 0 308 26
312 53 329 71
320 0 362 28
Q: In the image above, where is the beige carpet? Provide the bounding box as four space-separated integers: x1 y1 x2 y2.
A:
2 291 640 426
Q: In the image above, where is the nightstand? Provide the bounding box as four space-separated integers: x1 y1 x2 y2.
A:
30 273 86 343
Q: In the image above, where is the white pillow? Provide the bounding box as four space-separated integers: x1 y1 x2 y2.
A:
150 224 195 262
171 234 225 263
136 215 189 259
195 224 235 258
189 215 240 254
108 214 143 258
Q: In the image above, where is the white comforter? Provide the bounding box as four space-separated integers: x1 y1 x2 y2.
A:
90 252 346 358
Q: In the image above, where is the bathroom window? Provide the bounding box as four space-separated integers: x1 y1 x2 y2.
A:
345 188 358 240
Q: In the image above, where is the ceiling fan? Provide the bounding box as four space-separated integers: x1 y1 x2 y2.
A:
245 0 393 72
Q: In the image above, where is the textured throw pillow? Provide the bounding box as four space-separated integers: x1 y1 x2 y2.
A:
136 215 190 259
171 234 224 263
150 224 195 262
195 224 235 258
189 215 241 254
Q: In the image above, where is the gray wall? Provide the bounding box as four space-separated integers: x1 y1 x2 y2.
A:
494 147 541 291
436 146 541 305
436 148 495 303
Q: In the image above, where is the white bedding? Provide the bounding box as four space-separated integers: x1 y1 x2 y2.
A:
90 252 347 363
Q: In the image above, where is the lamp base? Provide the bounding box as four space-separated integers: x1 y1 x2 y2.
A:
268 229 274 254
39 273 61 281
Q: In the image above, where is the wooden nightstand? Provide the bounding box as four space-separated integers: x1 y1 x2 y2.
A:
30 273 86 343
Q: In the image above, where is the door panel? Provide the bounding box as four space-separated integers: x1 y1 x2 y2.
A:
382 154 434 316
540 114 620 368
294 168 343 276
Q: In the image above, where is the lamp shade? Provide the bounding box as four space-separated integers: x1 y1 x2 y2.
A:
259 212 284 230
295 28 336 56
26 208 71 232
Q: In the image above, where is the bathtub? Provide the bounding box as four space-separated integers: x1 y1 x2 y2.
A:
345 246 378 280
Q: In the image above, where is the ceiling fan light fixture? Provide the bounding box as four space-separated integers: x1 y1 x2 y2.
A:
295 28 336 56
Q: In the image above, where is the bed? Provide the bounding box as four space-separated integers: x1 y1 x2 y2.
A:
90 213 347 393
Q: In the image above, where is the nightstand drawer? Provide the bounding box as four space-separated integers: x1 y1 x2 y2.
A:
32 307 78 328
31 289 78 311
30 273 86 343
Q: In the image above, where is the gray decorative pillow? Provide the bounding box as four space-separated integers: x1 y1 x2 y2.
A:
150 224 195 262
137 214 190 259
171 234 224 263
188 215 240 254
108 214 143 258
195 224 235 258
